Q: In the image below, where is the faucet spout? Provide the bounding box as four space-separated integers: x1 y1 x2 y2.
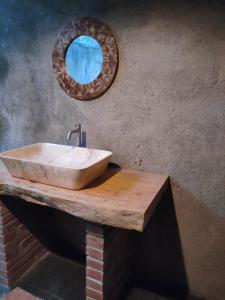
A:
67 130 76 141
67 124 82 147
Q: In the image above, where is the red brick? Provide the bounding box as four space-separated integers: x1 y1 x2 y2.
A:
0 200 48 287
0 218 21 235
86 267 103 282
0 204 10 215
3 287 40 300
0 229 17 244
0 268 8 278
0 235 40 262
0 224 32 246
86 235 104 249
86 287 103 300
0 213 16 226
86 246 104 260
86 276 103 292
0 252 6 261
7 243 45 275
0 260 7 272
0 238 17 254
0 274 9 286
86 256 104 272
19 235 38 250
85 223 134 300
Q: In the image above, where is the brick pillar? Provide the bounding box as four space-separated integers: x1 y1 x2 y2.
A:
86 223 135 300
0 198 49 287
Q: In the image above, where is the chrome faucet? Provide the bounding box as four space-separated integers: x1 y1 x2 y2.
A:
67 124 82 147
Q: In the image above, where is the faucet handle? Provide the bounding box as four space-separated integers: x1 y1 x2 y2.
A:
74 123 81 129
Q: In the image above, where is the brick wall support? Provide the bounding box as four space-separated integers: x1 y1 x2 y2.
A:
0 197 49 287
86 223 135 300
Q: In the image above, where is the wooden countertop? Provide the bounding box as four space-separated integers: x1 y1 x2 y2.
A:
0 164 169 231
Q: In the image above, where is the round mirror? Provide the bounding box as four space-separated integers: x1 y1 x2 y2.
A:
52 17 119 100
65 35 103 84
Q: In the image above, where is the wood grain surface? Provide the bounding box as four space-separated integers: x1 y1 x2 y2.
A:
0 166 168 231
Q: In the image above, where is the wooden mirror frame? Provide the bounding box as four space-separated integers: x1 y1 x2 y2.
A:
52 17 119 101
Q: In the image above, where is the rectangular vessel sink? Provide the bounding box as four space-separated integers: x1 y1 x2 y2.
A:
0 143 112 190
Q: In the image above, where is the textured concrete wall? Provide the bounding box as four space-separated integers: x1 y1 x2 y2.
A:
0 0 225 299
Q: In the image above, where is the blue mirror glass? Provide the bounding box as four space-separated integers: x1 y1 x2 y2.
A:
65 35 103 84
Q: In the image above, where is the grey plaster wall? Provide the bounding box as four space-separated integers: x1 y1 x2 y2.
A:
0 1 225 299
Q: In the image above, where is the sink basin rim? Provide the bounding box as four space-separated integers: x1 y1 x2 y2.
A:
0 143 112 171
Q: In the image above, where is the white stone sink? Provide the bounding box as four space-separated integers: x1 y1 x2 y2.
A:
0 143 112 190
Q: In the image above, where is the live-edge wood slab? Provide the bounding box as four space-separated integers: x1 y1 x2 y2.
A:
0 165 169 231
